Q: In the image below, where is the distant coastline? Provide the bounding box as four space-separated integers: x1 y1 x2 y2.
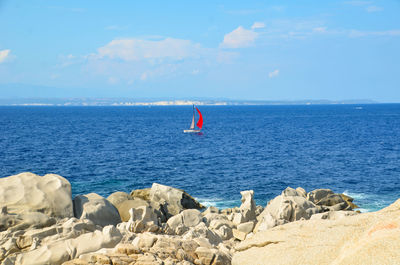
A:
0 98 379 106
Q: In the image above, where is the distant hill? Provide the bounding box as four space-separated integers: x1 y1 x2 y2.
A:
0 97 378 106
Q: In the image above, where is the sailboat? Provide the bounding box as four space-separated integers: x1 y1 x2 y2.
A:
183 105 203 133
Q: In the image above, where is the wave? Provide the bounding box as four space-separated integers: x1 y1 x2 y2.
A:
196 197 240 209
342 190 393 212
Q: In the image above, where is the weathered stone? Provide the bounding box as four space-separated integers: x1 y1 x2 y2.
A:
255 205 264 216
307 189 334 204
166 214 185 234
254 188 321 232
239 190 256 222
149 183 204 218
237 221 255 234
193 237 212 249
212 251 232 265
0 210 56 232
135 253 163 265
282 187 303 197
208 216 235 240
114 243 141 255
214 224 233 240
181 209 203 227
232 213 245 225
73 193 121 227
195 247 216 265
117 198 149 222
202 206 220 216
310 210 359 220
62 259 90 265
329 202 350 211
132 232 158 249
316 194 346 206
107 192 131 208
232 229 247 241
232 199 400 265
130 188 151 201
128 206 160 233
166 209 203 235
295 187 307 198
10 225 122 265
0 172 73 218
183 222 223 246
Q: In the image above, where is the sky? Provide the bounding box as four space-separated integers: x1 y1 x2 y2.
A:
0 0 399 101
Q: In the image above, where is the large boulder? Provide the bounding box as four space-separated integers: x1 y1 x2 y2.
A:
166 209 203 235
308 189 355 211
316 193 346 206
106 191 131 208
130 188 151 201
232 198 400 265
0 172 73 218
6 225 122 265
307 189 334 204
73 193 121 227
149 183 204 218
127 206 160 233
117 198 149 222
254 187 320 233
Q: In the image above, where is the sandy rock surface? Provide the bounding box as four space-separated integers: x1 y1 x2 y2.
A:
233 198 400 265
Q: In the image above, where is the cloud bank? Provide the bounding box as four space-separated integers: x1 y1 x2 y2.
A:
97 38 203 61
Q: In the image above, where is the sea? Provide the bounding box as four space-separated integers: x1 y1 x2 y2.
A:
1 104 400 212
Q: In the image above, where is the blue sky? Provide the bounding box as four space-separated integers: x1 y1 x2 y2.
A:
0 0 399 101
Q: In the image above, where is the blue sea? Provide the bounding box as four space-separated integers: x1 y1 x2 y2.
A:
1 104 400 212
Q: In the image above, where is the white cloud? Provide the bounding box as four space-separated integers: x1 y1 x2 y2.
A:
105 25 127 31
220 26 258 48
313 27 327 33
251 22 265 29
140 73 148 81
97 38 203 61
108 76 119 84
0 49 11 63
344 1 372 6
366 6 383 12
268 69 279 78
349 29 400 37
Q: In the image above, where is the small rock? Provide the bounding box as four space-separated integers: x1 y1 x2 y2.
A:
232 229 247 241
237 221 255 234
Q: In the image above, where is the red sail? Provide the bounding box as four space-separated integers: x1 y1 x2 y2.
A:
195 107 203 129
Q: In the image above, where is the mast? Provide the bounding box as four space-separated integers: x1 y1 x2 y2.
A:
189 104 195 129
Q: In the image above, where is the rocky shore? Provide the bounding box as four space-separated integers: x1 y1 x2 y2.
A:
0 172 399 265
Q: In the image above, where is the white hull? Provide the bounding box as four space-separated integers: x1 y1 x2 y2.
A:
183 129 201 133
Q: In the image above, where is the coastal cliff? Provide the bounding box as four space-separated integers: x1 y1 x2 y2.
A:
0 172 399 265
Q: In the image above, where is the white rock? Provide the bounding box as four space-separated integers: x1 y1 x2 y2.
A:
232 213 245 225
149 183 203 217
237 221 255 234
73 193 121 227
127 206 160 233
0 172 73 218
181 209 203 227
239 190 257 222
11 225 122 265
232 229 247 241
